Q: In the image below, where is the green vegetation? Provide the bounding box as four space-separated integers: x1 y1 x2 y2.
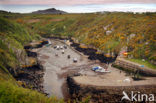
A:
0 16 64 103
0 11 156 102
127 58 156 69
0 13 91 103
0 80 64 103
0 64 64 103
15 12 155 63
0 81 63 103
0 17 36 68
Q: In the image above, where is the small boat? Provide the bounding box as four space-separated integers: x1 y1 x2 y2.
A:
64 45 67 49
60 46 63 49
67 55 70 59
55 53 58 56
92 66 110 73
56 46 60 50
73 58 78 62
62 50 65 54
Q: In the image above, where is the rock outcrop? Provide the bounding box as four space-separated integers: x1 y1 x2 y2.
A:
15 40 48 93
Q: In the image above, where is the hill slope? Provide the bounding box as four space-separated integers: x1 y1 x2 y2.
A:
0 16 64 103
0 11 155 102
22 13 155 64
32 8 67 14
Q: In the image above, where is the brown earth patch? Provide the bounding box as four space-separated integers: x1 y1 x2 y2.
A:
27 19 40 23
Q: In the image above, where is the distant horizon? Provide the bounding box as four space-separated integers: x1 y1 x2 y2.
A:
0 3 156 13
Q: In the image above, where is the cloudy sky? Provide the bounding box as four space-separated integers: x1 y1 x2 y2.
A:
0 0 156 13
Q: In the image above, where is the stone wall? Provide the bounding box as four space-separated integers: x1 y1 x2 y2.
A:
113 58 156 77
67 76 156 103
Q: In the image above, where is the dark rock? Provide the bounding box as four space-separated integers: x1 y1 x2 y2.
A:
32 8 67 14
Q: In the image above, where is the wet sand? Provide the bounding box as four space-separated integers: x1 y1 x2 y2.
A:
37 39 88 98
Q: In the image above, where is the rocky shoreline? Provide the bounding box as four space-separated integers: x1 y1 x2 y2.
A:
14 40 48 93
15 62 45 93
50 37 118 63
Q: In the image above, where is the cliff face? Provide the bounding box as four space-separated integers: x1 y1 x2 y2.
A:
14 40 48 93
0 16 47 91
0 17 38 75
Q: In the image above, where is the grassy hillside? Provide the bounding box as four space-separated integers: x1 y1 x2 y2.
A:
18 13 156 63
0 16 41 67
0 12 155 102
0 14 89 103
0 67 63 103
0 16 65 103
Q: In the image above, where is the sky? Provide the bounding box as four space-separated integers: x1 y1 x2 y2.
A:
0 0 156 13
